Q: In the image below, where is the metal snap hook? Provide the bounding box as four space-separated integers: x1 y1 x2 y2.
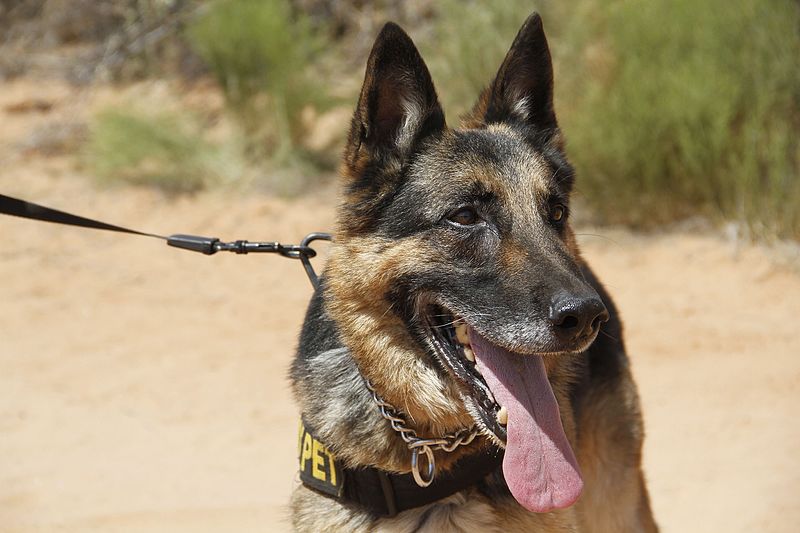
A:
411 445 436 487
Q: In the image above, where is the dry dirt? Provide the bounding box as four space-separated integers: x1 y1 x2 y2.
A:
1 80 799 533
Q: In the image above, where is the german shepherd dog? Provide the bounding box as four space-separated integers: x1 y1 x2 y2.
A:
290 12 658 532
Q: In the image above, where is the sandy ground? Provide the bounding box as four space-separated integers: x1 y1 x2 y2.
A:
1 80 800 532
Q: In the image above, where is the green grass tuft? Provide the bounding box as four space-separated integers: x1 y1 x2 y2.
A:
87 108 226 194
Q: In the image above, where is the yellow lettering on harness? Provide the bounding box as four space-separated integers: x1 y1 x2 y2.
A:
325 448 337 485
312 439 326 481
300 432 313 472
297 421 342 495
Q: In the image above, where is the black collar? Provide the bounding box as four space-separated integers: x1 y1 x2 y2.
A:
298 419 504 517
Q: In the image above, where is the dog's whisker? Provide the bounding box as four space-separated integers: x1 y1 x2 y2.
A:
404 399 417 424
574 233 621 246
380 302 397 319
599 329 620 342
431 318 468 328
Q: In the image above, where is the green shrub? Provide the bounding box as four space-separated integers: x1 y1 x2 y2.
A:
87 108 226 194
187 0 331 163
555 0 800 239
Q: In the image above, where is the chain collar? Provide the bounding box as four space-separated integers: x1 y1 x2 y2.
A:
364 379 479 487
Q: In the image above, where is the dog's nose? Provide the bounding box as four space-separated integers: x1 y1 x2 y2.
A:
549 295 609 342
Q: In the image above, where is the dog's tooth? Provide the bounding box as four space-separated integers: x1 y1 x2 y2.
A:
455 324 470 345
497 405 508 426
463 346 475 362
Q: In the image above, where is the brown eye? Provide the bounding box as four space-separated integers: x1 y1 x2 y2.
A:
448 206 479 226
551 204 566 223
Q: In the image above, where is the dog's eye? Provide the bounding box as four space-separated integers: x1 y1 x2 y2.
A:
550 204 566 223
448 206 480 226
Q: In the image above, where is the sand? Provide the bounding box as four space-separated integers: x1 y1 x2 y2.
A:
1 80 799 533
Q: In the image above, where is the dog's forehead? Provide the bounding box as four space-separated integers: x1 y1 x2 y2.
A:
411 125 553 199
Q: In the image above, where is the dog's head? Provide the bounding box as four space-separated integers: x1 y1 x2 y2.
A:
326 13 606 512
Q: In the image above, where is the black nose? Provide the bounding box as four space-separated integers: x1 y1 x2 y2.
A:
549 295 609 342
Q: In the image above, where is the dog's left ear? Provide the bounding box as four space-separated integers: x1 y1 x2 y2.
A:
345 23 445 172
464 13 558 137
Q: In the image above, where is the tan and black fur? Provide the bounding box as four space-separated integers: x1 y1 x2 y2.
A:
290 12 657 532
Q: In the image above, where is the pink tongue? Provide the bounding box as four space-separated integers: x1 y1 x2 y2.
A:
468 330 583 513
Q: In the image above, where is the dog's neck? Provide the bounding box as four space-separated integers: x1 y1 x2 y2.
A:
290 284 491 473
293 343 413 471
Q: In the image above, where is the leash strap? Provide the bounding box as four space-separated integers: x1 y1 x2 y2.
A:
299 419 503 517
0 193 166 239
0 193 331 289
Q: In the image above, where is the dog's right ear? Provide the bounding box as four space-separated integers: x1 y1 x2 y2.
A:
344 23 445 173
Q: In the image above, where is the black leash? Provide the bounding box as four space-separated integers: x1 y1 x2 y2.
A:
0 193 331 289
0 192 166 239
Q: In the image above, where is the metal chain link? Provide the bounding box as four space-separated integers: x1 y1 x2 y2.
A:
365 379 479 487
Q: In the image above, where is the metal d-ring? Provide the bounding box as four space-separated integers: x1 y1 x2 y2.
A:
410 445 436 487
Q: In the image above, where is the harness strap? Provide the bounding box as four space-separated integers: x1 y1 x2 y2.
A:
299 419 503 518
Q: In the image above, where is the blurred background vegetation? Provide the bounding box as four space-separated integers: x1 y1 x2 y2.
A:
1 0 798 239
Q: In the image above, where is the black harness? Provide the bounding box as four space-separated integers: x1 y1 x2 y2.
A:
299 420 503 517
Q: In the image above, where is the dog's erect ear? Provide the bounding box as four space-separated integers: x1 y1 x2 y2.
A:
345 23 445 171
464 13 557 135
